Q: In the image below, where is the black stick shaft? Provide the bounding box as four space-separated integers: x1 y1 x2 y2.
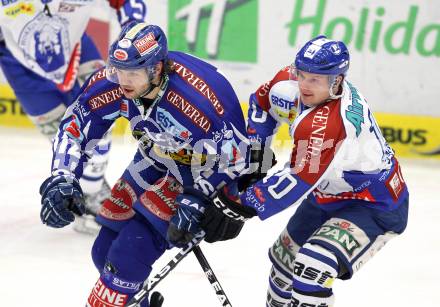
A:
126 233 204 307
193 246 233 307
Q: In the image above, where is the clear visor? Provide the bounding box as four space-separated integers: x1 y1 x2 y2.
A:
105 64 153 87
289 64 299 80
290 64 339 88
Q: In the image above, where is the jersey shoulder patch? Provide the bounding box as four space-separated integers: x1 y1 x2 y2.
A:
268 78 298 123
254 66 295 112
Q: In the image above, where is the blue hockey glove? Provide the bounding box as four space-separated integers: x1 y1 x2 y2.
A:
167 188 208 247
39 174 85 228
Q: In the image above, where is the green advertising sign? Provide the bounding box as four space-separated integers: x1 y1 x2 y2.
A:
287 0 440 57
168 0 258 62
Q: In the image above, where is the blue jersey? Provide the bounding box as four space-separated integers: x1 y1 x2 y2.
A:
51 51 248 198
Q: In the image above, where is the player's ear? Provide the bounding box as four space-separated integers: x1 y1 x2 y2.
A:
156 62 164 77
150 61 164 84
336 75 344 87
331 75 344 93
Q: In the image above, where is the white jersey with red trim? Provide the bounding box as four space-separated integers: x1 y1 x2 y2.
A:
0 0 146 87
242 77 408 220
246 66 299 145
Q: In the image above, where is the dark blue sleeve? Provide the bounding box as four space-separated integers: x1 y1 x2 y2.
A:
117 0 148 25
50 85 120 179
247 93 278 146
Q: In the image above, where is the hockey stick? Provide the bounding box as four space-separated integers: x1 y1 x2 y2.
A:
126 231 205 307
193 246 233 307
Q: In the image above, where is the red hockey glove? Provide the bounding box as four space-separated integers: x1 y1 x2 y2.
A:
108 0 125 10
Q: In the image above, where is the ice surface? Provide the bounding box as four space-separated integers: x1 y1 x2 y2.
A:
1 127 439 307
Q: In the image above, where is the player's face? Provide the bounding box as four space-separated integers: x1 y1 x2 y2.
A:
115 68 151 99
296 70 331 107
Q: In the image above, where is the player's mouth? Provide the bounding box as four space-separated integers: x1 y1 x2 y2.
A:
301 92 314 100
121 87 135 96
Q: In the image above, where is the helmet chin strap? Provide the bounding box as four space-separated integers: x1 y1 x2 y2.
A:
139 81 160 98
139 69 163 98
328 75 344 100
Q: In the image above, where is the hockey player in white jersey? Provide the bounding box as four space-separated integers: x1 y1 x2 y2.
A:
0 0 147 233
197 36 410 306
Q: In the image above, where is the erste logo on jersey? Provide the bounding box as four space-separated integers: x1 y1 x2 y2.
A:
268 80 297 123
156 107 192 142
271 95 295 110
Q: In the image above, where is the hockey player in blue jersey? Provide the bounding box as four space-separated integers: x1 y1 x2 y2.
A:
39 21 249 306
0 0 147 233
194 36 410 306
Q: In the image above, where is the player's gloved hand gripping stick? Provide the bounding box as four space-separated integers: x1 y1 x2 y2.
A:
128 177 234 307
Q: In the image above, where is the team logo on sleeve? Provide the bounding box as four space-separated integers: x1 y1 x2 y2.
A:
63 115 84 142
385 161 406 201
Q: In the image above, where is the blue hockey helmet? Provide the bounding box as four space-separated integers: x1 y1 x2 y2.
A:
108 21 168 71
294 35 349 76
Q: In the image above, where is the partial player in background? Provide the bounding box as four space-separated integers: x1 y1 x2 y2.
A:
198 36 410 306
0 0 147 233
38 22 250 306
